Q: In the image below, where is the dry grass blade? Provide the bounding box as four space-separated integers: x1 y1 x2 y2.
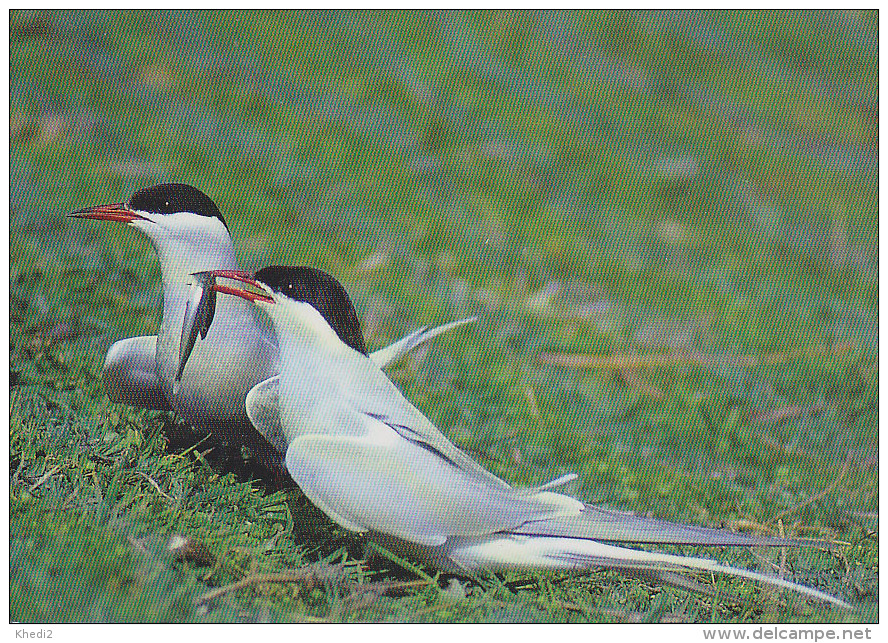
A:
195 565 342 605
196 566 430 607
618 368 664 399
134 470 174 501
540 344 855 370
748 405 813 424
196 572 305 605
347 579 432 598
767 457 853 527
28 464 62 492
333 579 434 619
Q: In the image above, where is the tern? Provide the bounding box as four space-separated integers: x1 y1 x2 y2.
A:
69 184 473 470
200 266 850 609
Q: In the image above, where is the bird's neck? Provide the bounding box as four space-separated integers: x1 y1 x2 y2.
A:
156 242 239 288
270 298 352 359
269 298 360 438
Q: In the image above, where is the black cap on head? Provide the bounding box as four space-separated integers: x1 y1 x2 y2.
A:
127 184 227 229
254 265 368 355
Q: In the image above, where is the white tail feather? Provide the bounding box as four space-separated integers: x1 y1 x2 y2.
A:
446 535 851 609
369 317 477 368
521 473 579 494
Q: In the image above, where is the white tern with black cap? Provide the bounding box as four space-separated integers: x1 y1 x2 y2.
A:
70 184 473 469
201 266 850 609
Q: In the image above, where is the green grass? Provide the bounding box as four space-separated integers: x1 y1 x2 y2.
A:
10 10 877 622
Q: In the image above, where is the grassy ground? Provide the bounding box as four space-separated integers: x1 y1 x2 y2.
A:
10 10 877 622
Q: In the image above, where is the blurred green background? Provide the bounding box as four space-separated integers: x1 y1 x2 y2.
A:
10 10 877 623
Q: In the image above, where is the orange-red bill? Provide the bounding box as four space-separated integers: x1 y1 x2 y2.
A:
207 269 255 284
205 270 274 303
69 203 143 223
212 283 274 304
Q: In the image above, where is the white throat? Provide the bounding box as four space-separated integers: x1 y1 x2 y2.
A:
131 211 239 285
266 296 351 357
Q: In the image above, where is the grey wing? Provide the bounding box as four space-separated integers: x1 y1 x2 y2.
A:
343 356 513 490
283 411 578 547
512 504 829 548
103 336 171 411
245 376 288 454
369 317 476 368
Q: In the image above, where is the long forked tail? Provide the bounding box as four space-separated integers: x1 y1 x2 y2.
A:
445 535 851 609
513 504 834 549
369 317 477 368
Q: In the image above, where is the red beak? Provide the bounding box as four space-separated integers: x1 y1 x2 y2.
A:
69 203 144 223
205 270 275 304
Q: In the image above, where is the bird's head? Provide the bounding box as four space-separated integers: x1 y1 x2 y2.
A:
203 266 368 355
70 183 235 279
